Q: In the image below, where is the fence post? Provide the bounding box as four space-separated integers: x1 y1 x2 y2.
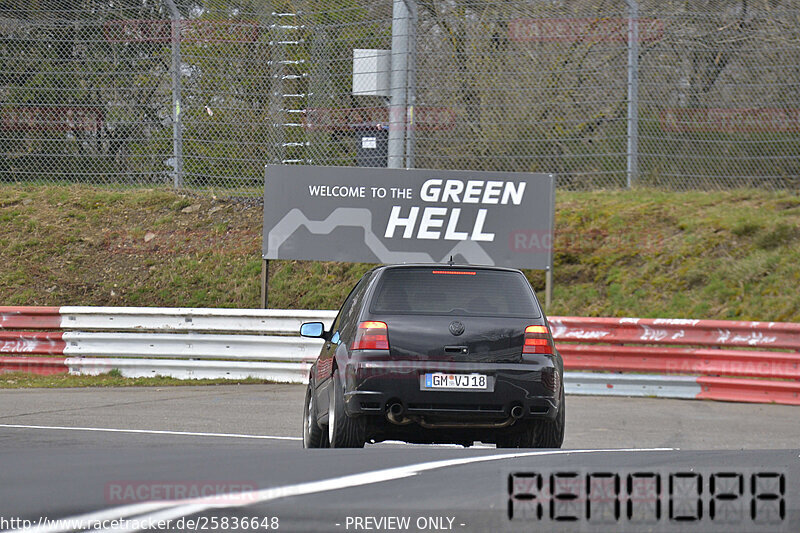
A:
404 0 417 169
164 0 184 189
626 0 640 188
388 0 411 169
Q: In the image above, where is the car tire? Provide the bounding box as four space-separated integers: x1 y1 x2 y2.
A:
327 369 365 448
532 387 565 448
302 376 325 448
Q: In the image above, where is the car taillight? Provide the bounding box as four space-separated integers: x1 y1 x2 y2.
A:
523 325 553 355
351 321 390 350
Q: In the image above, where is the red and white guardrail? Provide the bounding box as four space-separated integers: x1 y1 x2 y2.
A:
0 306 336 383
550 317 800 405
1 307 799 405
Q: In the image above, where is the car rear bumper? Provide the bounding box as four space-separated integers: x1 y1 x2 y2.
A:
342 357 561 421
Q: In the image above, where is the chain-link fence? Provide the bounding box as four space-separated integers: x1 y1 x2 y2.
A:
2 0 799 193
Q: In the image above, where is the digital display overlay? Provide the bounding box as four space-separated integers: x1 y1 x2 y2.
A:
507 467 789 532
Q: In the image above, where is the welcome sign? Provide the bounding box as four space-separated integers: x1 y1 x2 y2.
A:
262 165 554 270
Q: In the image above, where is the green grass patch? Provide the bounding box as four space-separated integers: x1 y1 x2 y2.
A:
0 371 277 388
0 184 798 322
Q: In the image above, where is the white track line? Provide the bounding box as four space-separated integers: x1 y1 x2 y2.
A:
0 424 517 449
9 447 675 533
0 424 502 447
0 424 301 441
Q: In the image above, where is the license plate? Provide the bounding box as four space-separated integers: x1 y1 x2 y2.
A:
424 373 488 390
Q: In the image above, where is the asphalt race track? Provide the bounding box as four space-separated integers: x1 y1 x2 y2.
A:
0 385 798 532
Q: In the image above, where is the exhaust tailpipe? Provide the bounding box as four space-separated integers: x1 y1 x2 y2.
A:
387 402 412 425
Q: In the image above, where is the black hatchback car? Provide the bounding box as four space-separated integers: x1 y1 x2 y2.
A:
300 264 564 448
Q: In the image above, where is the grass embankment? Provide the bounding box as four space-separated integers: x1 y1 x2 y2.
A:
0 371 273 388
1 185 799 321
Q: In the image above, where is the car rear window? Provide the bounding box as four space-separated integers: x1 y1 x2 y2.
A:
370 268 541 318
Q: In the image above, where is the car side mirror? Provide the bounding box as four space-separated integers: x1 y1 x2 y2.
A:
300 322 325 338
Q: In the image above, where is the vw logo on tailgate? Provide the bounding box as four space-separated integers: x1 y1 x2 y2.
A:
449 321 465 336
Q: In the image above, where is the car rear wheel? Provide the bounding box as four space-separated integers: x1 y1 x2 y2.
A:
327 369 365 448
495 422 535 448
532 387 565 448
303 376 324 448
496 388 565 448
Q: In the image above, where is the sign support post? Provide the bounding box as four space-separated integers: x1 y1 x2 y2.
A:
545 173 555 311
260 259 269 308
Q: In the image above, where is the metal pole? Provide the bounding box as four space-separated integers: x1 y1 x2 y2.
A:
261 259 269 309
545 269 553 311
164 0 183 188
546 173 555 311
626 0 640 188
404 0 417 169
388 0 410 169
